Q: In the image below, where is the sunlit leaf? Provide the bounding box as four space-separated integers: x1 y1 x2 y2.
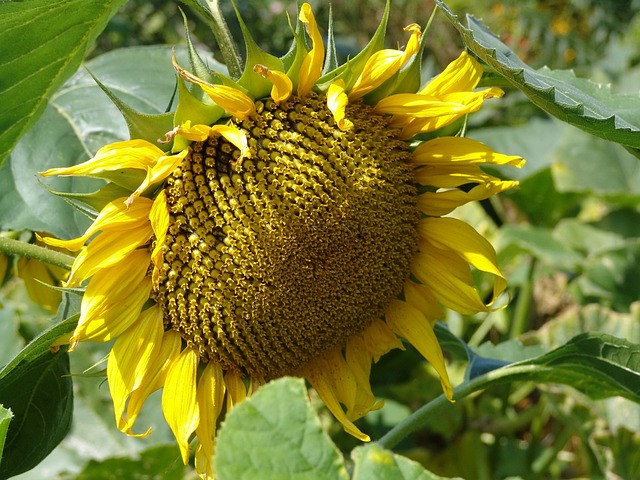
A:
215 377 348 480
352 443 463 480
479 332 640 402
0 294 78 479
71 444 185 480
0 0 127 168
4 47 198 239
435 0 640 150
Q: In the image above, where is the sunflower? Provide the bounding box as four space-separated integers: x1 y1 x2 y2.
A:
40 3 523 479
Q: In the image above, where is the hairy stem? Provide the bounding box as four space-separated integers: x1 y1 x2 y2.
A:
0 237 74 270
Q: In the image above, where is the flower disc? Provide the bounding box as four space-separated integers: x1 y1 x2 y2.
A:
153 94 419 380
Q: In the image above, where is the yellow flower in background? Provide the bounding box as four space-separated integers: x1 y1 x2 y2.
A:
40 3 523 478
3 234 69 313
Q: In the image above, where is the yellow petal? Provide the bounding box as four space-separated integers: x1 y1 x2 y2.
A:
297 3 324 97
303 355 370 442
349 24 421 100
107 305 164 436
194 361 226 480
419 51 481 97
40 196 154 253
359 318 404 362
127 149 188 206
16 256 66 312
124 330 182 434
150 190 169 284
71 249 152 345
411 250 489 315
419 217 507 302
173 56 255 120
402 280 444 323
162 347 201 465
224 369 247 412
412 136 525 167
344 339 384 420
375 92 483 118
40 139 163 178
385 299 453 400
327 80 353 131
417 179 519 217
253 64 293 104
414 163 493 188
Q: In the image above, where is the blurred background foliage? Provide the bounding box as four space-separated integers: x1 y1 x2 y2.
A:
3 0 640 479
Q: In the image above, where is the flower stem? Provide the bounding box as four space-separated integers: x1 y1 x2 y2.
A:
377 364 540 449
200 0 243 79
0 237 74 270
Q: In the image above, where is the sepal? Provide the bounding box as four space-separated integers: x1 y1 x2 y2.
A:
233 3 285 99
88 72 175 147
180 7 219 84
173 77 224 152
316 0 390 90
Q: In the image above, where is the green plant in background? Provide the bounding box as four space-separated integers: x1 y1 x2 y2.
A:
1 1 640 480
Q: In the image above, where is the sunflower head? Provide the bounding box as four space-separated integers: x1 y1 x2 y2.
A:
39 4 523 479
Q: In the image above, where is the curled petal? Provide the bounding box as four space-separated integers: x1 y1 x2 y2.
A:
419 51 481 97
195 361 226 480
327 80 353 131
303 354 370 442
173 55 255 119
254 64 293 104
123 330 182 434
297 2 324 97
150 190 169 284
126 150 189 207
418 217 507 302
224 369 247 412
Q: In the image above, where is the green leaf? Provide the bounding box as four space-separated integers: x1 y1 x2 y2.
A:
0 406 12 470
552 126 640 202
352 443 463 480
435 0 640 150
215 377 348 480
70 444 185 480
483 333 640 402
499 225 584 270
4 46 196 239
0 321 76 479
0 293 78 479
0 0 127 168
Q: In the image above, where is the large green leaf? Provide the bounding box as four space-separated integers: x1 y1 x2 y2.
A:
435 0 640 151
480 333 640 402
70 444 185 480
0 0 127 168
215 377 348 480
380 332 640 450
3 46 197 239
0 321 76 479
352 443 463 480
0 294 78 479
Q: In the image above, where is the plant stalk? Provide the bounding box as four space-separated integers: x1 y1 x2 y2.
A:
0 237 74 270
377 364 541 449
